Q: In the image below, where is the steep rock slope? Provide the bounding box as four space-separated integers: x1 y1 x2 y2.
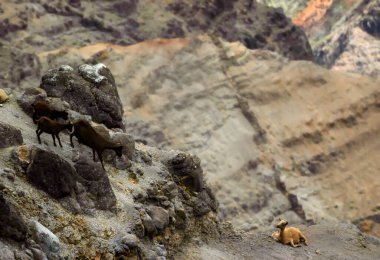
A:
0 67 219 258
39 36 380 236
258 0 359 46
314 0 380 77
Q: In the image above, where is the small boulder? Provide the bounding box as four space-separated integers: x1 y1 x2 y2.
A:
121 233 139 248
17 87 47 116
74 155 116 210
0 192 27 241
0 89 9 103
142 214 157 235
31 221 60 254
168 153 204 192
26 148 76 199
146 206 170 231
193 187 218 217
0 122 23 148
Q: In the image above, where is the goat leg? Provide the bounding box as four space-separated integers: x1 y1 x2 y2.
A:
70 134 75 148
300 234 308 245
32 113 38 124
36 129 42 144
290 239 300 248
52 134 57 146
56 134 63 147
97 151 105 170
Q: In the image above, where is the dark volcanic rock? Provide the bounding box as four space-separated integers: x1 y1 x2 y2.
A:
193 187 218 217
360 7 380 38
74 155 116 210
40 64 124 129
26 147 76 199
168 153 204 192
166 0 313 60
146 206 170 231
0 122 23 148
0 192 27 241
17 87 47 116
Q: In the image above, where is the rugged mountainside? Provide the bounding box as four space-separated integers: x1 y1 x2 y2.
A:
1 46 380 258
258 0 358 45
258 0 380 78
37 36 380 240
315 0 380 78
1 0 380 259
0 64 220 259
0 0 317 98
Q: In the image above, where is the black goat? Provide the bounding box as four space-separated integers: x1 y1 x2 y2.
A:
70 120 123 169
32 100 68 123
36 116 73 147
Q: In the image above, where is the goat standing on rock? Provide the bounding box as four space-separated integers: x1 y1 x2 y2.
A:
70 119 123 169
271 218 308 248
36 116 73 147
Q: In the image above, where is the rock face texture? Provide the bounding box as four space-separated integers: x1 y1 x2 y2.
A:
0 0 312 76
0 95 219 258
40 64 124 129
313 1 380 78
0 192 27 242
40 35 380 238
0 122 23 148
258 0 380 79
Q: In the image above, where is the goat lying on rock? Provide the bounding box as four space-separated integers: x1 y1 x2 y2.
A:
70 119 123 169
271 218 308 248
36 116 73 147
32 100 68 123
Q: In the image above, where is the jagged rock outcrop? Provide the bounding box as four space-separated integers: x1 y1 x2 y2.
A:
40 64 124 129
0 94 219 258
314 0 380 78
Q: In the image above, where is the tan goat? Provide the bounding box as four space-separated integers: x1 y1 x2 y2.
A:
271 218 308 248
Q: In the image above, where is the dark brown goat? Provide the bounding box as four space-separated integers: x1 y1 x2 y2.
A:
32 100 68 123
36 116 73 147
70 120 123 169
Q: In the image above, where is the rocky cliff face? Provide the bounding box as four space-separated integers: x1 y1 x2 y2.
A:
258 0 380 78
0 65 219 259
1 0 380 259
38 35 380 240
315 0 380 78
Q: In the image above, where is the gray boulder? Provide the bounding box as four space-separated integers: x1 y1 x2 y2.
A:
31 221 60 254
40 64 124 129
168 153 204 192
26 147 76 199
74 155 116 210
17 87 47 116
0 122 23 148
146 206 170 231
0 192 27 241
